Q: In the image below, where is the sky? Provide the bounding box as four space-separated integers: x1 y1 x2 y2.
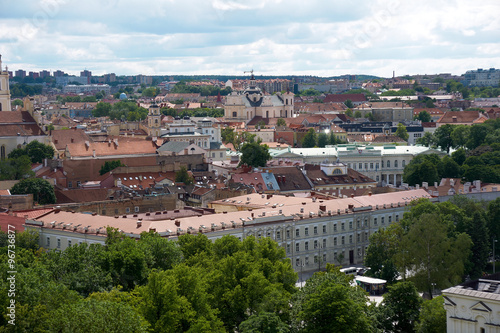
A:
1 0 499 77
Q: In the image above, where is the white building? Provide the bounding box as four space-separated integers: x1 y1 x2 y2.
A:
25 190 432 275
224 73 294 122
270 144 446 186
464 68 500 87
62 84 111 95
443 275 500 333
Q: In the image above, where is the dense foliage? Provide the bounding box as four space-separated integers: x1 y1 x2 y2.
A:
91 101 148 121
0 232 298 332
8 141 55 164
405 119 500 184
170 81 232 96
365 197 497 294
99 160 125 176
10 178 57 204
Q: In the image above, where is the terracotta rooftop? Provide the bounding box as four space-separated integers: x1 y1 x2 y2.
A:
28 189 432 237
0 111 37 123
437 111 488 124
0 124 45 136
66 139 158 158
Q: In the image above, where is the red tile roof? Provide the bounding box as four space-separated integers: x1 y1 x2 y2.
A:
0 213 25 232
51 128 91 150
0 111 37 123
437 111 488 124
66 139 158 158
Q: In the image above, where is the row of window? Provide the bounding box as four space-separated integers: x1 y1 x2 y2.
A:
276 215 398 240
348 160 406 170
46 237 84 249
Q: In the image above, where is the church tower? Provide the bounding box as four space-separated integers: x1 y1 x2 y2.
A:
147 104 161 137
0 55 12 111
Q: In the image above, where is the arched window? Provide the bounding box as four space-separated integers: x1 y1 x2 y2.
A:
387 160 391 168
0 145 5 160
394 160 398 168
402 160 406 167
266 111 269 118
333 168 342 175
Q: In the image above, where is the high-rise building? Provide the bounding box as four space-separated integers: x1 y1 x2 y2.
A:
15 69 26 79
53 70 65 77
39 70 50 78
0 55 12 111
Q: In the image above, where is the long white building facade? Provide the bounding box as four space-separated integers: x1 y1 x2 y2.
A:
270 144 446 186
25 189 431 276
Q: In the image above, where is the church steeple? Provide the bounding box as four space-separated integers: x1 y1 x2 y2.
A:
0 54 12 111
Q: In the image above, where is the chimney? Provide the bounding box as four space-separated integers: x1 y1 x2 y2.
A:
136 221 142 228
319 205 326 212
368 192 372 196
452 116 457 123
267 194 272 199
71 138 74 143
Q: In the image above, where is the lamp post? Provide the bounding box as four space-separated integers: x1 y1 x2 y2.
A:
493 238 498 274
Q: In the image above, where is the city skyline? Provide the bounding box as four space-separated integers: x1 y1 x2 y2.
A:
1 0 499 77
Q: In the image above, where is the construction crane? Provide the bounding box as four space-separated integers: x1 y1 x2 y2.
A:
244 69 255 80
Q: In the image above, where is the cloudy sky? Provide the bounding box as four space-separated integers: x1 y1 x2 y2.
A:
1 0 499 77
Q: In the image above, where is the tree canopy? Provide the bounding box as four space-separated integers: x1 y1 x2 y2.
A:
8 140 55 164
10 178 56 204
239 141 271 168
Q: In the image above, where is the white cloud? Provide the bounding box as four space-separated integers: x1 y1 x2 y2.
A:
1 0 499 77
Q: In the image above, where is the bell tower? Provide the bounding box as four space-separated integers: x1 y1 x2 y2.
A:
147 103 161 137
0 55 12 111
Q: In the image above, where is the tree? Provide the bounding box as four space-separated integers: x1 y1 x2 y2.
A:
328 131 337 145
92 102 112 117
99 160 124 175
465 212 490 278
379 281 422 333
345 108 353 117
441 156 461 178
433 124 454 153
239 312 289 333
276 118 287 127
239 141 271 168
353 110 362 118
365 224 402 284
344 99 354 108
175 166 194 185
415 296 446 333
416 110 431 123
8 140 55 163
302 128 317 148
0 155 34 180
451 125 470 148
488 198 500 256
401 213 471 297
10 178 56 204
451 148 467 166
49 299 149 333
467 124 489 150
291 265 372 332
317 133 328 148
395 123 409 141
416 132 434 147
